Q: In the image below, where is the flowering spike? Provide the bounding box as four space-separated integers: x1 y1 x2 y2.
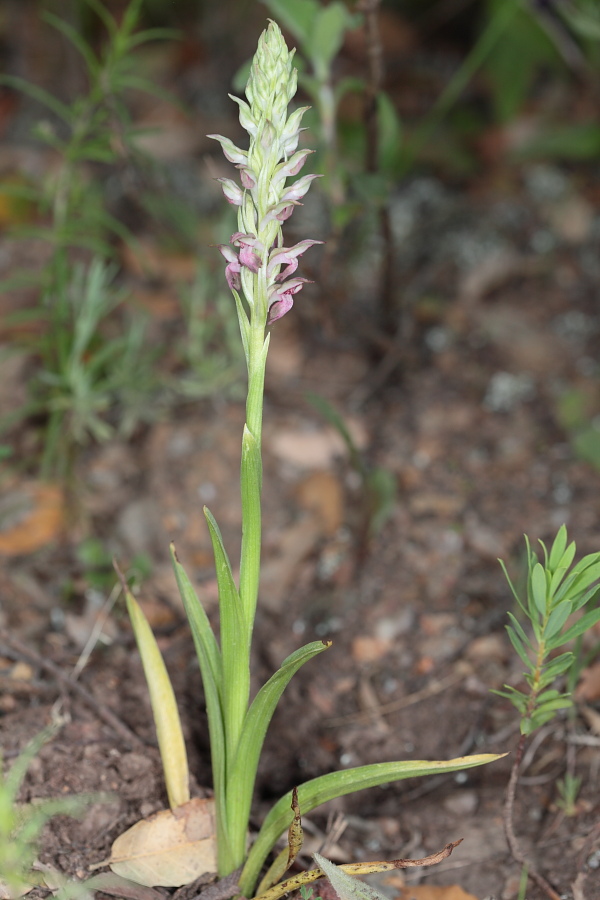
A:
211 20 321 325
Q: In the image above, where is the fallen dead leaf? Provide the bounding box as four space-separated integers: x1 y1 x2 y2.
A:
102 797 217 887
0 482 64 556
296 470 344 536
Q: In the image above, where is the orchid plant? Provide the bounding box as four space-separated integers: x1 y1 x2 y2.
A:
122 21 501 897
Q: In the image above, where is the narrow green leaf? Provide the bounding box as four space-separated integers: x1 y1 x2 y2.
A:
530 563 548 616
261 0 320 44
0 74 73 123
239 754 504 897
548 525 568 570
535 697 572 717
498 558 524 611
170 545 231 870
573 585 600 613
3 724 60 799
556 540 576 575
558 607 600 645
125 590 190 810
544 602 572 640
542 651 574 678
204 506 248 763
506 611 532 648
82 0 117 34
490 685 528 713
555 555 600 603
43 12 100 77
310 3 357 72
506 625 533 670
225 640 330 868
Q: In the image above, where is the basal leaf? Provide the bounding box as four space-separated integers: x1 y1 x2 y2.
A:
226 640 331 861
125 590 189 810
239 753 504 896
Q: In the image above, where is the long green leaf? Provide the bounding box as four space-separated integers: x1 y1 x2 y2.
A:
530 563 547 616
170 545 231 871
548 525 568 570
43 12 100 77
226 640 331 869
204 506 248 764
557 606 600 645
125 589 189 810
0 74 73 123
239 753 503 896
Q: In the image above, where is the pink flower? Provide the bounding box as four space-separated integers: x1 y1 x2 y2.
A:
217 244 242 291
268 240 323 281
207 134 248 165
238 166 257 190
259 201 299 231
272 149 313 186
231 232 264 272
267 277 311 324
280 173 321 203
216 177 243 206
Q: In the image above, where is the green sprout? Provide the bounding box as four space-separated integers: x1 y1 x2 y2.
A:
0 724 94 898
495 524 600 897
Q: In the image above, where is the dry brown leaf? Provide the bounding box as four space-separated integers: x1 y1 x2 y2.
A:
397 886 478 900
0 482 64 556
106 797 217 887
0 880 35 899
296 471 344 536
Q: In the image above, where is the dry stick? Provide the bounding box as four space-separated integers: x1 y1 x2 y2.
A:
0 627 146 751
359 0 397 337
504 733 562 900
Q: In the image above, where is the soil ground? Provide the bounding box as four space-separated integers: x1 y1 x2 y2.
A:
1 5 600 900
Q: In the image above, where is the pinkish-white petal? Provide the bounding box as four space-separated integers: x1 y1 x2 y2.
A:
267 277 311 324
216 177 243 206
272 149 313 185
267 293 294 324
268 239 323 279
259 201 300 231
238 166 257 190
207 134 248 166
280 173 322 203
231 232 264 272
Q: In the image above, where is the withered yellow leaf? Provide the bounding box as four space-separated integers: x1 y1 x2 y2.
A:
107 797 217 887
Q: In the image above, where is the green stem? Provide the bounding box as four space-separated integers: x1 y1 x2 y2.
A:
223 292 270 872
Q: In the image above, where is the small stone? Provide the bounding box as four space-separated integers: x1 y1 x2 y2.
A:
443 790 478 816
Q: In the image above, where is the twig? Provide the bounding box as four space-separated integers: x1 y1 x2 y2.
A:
503 733 562 900
326 669 463 727
0 627 146 751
